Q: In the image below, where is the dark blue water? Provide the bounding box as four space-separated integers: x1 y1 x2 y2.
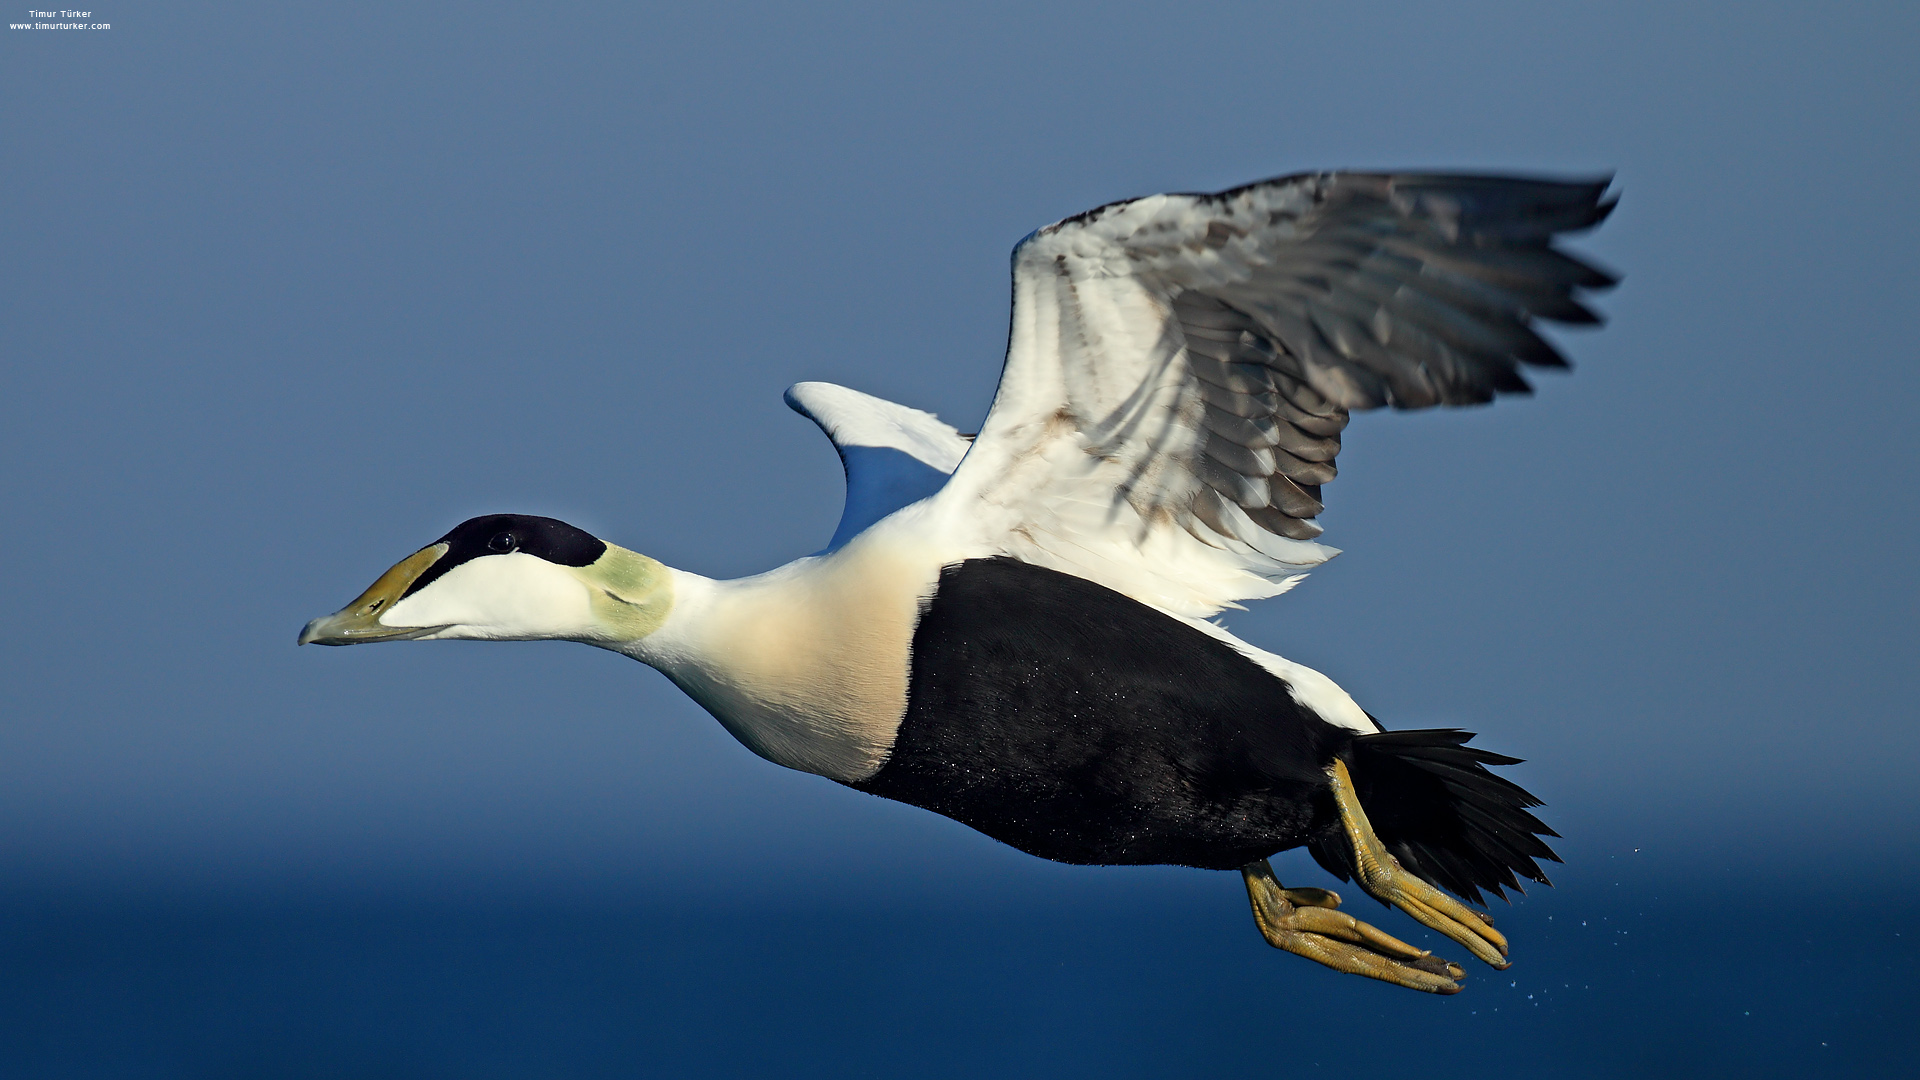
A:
3 857 1911 1078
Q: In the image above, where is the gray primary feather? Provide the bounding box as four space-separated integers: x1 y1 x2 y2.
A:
1048 172 1616 541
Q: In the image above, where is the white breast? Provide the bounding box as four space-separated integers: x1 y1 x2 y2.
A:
622 521 949 782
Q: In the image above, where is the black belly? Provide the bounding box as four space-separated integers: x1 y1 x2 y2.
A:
848 558 1355 870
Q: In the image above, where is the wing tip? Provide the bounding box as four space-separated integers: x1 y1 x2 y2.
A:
783 381 824 422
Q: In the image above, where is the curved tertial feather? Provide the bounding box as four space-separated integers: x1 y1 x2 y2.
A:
930 172 1615 618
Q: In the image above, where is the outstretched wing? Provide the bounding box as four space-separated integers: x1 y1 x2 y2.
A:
785 382 972 551
931 172 1616 618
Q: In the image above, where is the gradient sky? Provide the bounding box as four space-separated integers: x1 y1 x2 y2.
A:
2 1 1915 905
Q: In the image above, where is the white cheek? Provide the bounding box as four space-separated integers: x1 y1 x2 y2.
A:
381 554 593 638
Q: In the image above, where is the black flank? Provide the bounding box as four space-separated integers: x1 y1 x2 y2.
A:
852 557 1352 870
853 557 1559 905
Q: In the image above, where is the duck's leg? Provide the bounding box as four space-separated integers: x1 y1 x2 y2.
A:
1241 858 1466 994
1328 757 1511 969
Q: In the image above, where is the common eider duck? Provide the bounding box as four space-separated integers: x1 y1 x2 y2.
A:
302 172 1615 993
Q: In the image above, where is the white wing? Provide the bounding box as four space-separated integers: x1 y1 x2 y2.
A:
930 172 1616 618
785 381 972 551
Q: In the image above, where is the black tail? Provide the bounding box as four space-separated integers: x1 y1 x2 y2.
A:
1308 728 1561 906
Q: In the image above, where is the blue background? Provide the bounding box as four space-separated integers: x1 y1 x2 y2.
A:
3 2 1916 1075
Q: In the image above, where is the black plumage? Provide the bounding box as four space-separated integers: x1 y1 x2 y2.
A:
854 557 1559 901
1310 729 1560 906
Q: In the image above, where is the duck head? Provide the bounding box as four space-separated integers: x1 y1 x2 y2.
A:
298 514 672 647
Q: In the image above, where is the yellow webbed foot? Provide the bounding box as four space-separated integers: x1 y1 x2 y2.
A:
1242 859 1466 994
1328 758 1510 969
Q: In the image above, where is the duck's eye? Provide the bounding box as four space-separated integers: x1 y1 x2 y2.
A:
488 532 517 553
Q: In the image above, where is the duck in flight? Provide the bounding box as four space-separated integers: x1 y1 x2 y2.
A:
302 172 1614 993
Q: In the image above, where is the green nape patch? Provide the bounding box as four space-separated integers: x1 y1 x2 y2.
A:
575 545 673 641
